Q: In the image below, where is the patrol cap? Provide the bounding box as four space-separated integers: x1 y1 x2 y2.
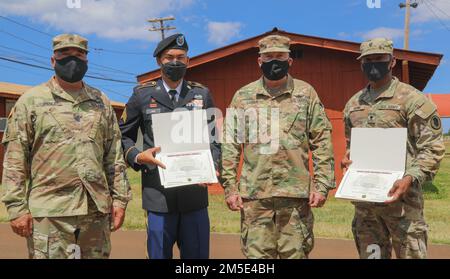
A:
52 33 88 52
153 33 189 57
358 38 394 60
258 35 291 54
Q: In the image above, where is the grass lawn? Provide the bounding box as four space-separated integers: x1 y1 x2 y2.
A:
1 141 450 244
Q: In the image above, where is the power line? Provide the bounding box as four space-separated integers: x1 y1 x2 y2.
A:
0 15 150 56
0 63 131 99
88 61 137 76
0 44 48 59
0 56 137 84
0 43 137 77
424 0 450 19
0 42 137 76
0 53 50 67
0 16 141 75
0 15 53 37
421 0 450 32
92 48 149 56
0 29 48 50
99 87 131 98
0 63 48 77
0 56 53 70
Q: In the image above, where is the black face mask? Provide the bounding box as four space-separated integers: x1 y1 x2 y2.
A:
362 61 391 82
162 61 187 82
261 59 290 81
54 56 88 83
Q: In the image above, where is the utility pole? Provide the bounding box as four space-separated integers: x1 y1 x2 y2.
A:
399 0 418 84
148 16 176 40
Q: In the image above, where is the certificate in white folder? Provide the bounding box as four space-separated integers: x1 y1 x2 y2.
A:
335 128 407 203
151 109 218 188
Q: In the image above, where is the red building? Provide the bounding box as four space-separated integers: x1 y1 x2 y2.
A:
137 28 448 192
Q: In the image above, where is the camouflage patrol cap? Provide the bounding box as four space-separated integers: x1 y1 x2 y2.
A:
357 38 393 60
258 35 291 54
52 34 88 52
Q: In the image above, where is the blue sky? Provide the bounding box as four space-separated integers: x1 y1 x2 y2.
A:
0 0 449 132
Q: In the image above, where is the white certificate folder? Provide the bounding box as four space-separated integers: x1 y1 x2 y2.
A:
151 109 218 188
335 128 407 203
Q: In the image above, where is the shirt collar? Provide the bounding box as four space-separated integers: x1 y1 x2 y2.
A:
360 77 399 104
162 79 183 95
256 74 295 97
48 76 97 103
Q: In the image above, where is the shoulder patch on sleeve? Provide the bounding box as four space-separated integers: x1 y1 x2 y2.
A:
430 115 442 130
414 101 436 119
187 81 206 89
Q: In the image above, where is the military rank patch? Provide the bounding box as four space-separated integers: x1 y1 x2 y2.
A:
430 115 441 130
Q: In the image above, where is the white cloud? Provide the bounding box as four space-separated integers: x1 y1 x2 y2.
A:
337 32 351 39
412 0 450 23
0 0 195 41
207 21 242 46
360 27 405 41
359 27 425 43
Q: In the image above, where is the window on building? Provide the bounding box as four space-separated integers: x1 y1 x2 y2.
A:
0 99 17 132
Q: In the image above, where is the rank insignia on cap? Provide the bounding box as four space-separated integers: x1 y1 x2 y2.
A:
176 35 185 47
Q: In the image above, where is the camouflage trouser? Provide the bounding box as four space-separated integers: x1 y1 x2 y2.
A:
26 196 111 259
352 189 428 259
240 197 314 259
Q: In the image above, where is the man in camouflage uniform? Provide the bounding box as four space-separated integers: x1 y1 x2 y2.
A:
342 38 445 259
221 35 335 259
1 34 132 259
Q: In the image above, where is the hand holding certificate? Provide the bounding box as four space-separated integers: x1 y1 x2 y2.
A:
151 109 218 188
335 128 407 203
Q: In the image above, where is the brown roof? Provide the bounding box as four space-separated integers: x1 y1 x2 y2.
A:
137 28 443 91
0 81 125 109
0 82 31 98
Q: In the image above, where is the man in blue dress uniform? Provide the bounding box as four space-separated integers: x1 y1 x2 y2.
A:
119 33 221 259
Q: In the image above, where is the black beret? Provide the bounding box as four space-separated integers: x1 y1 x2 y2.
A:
153 33 189 57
